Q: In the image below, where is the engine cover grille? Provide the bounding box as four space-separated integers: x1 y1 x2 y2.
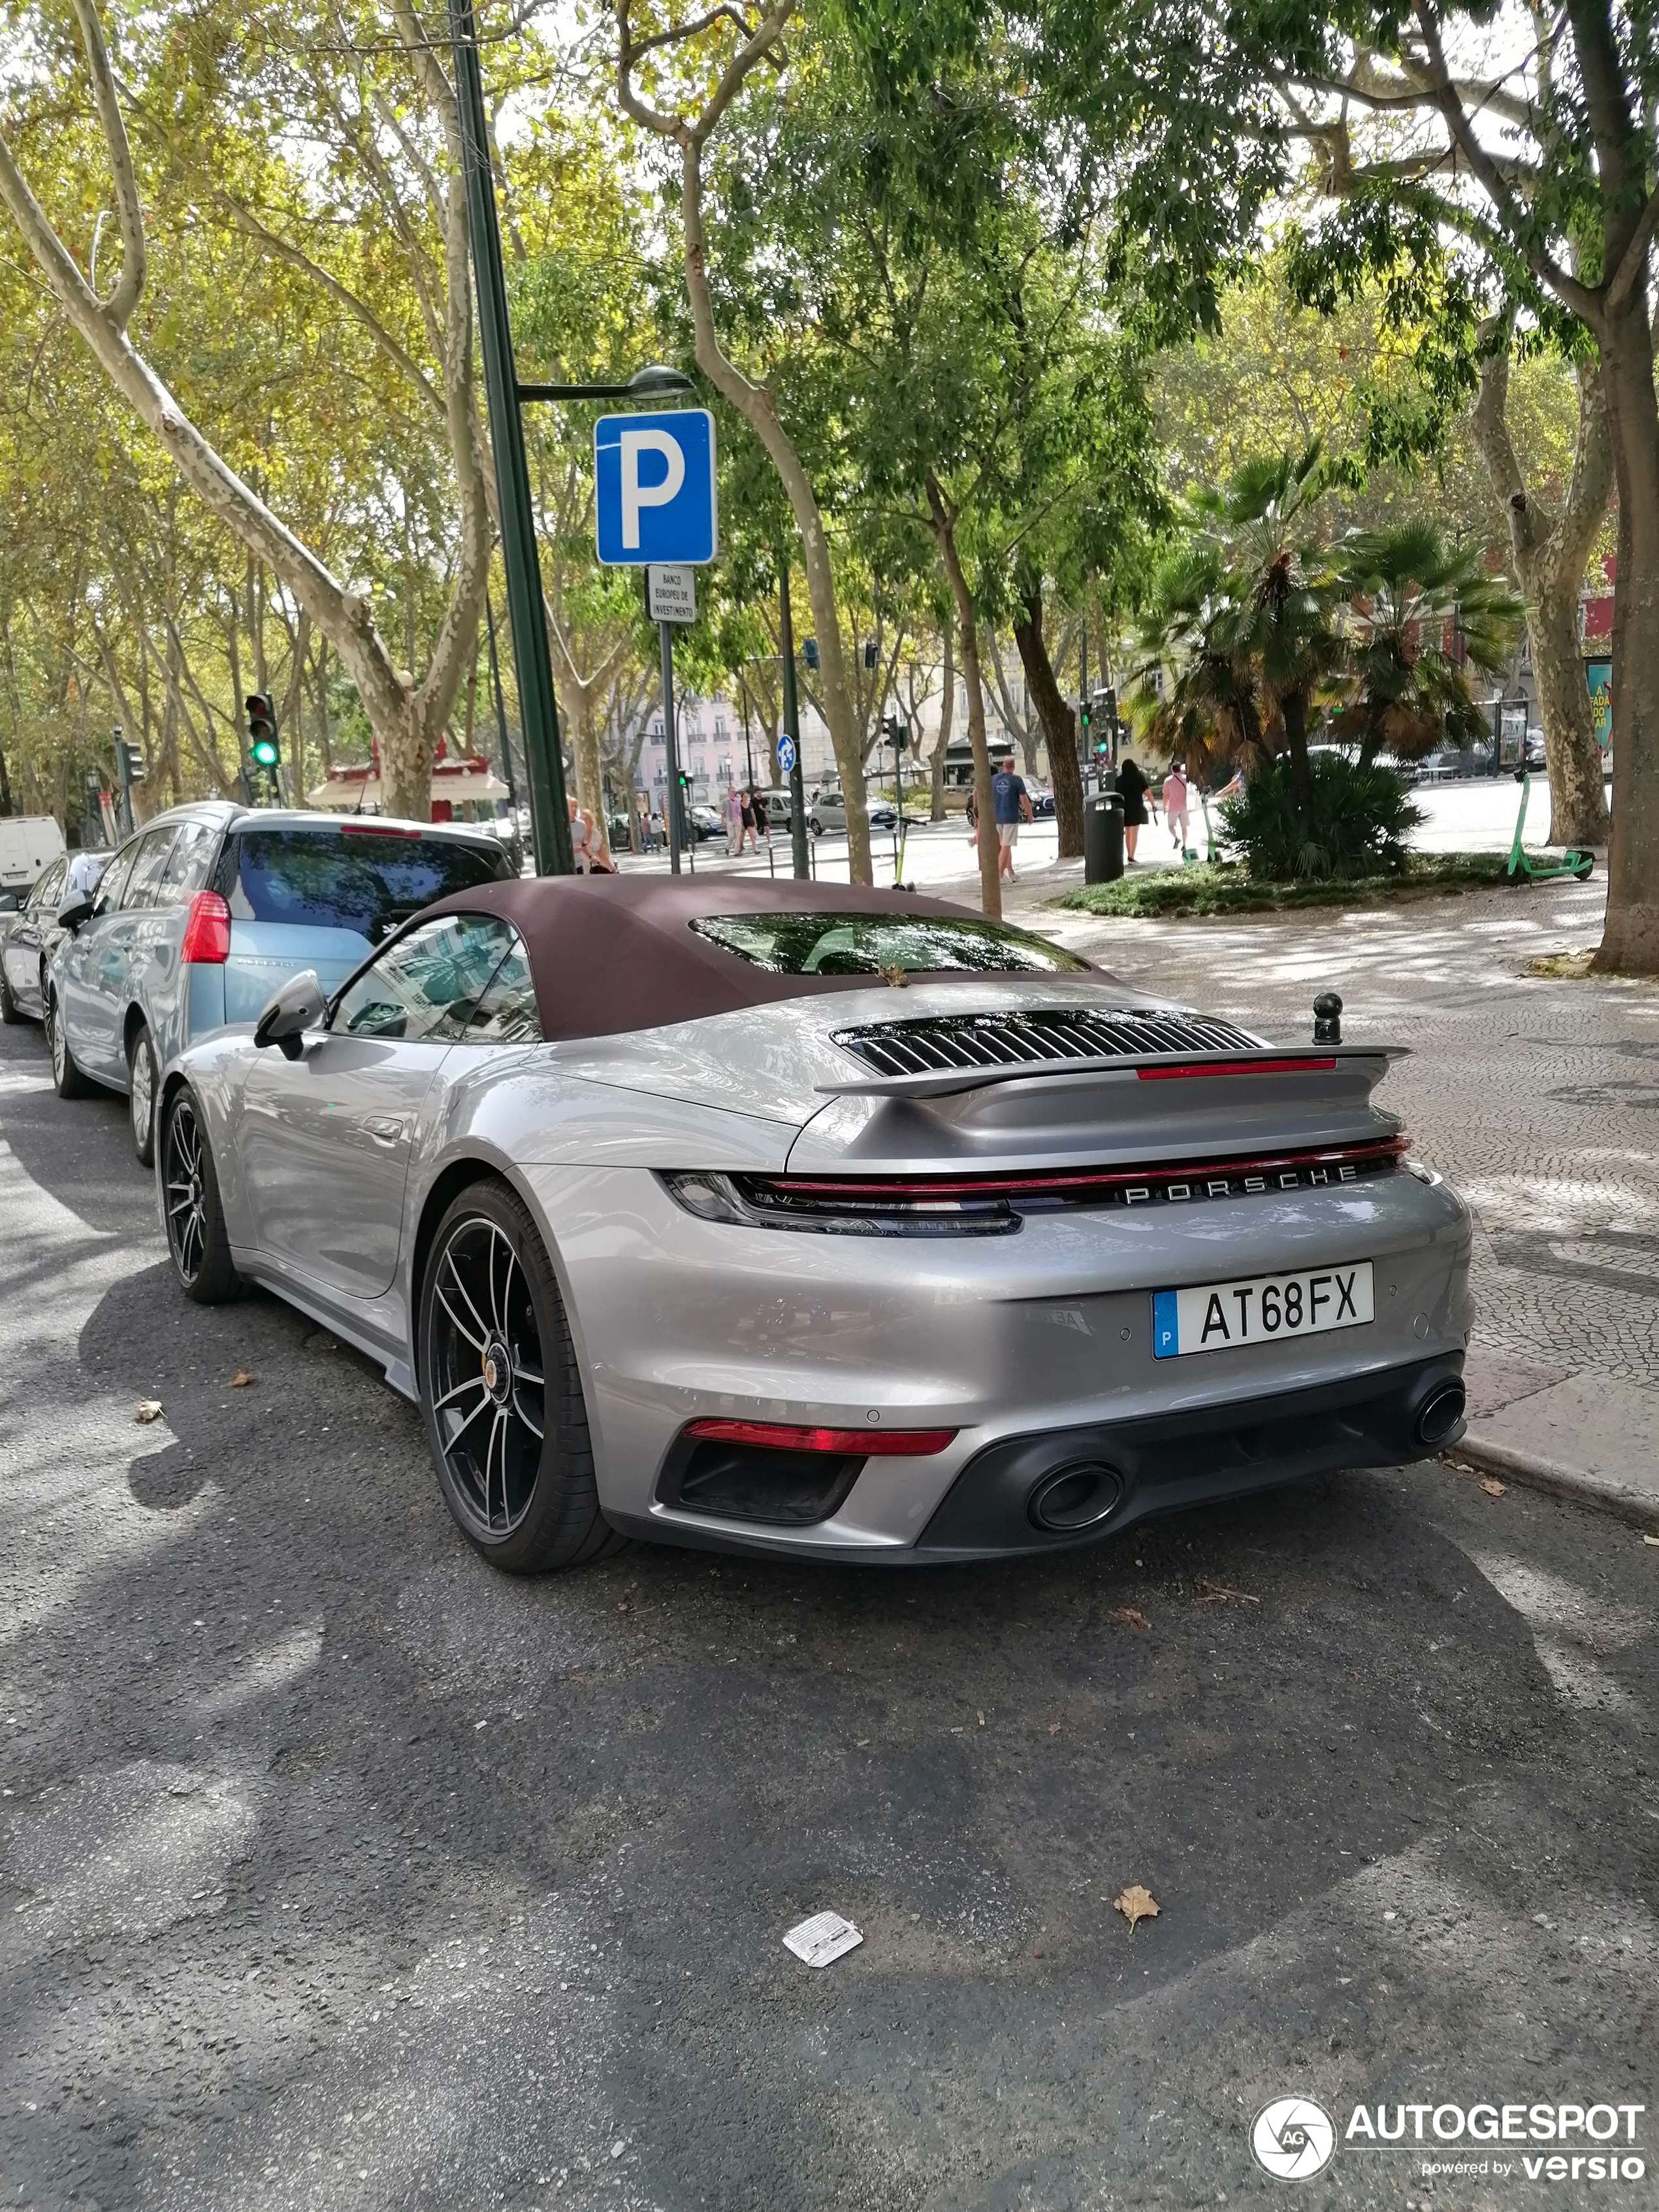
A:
831 1006 1264 1078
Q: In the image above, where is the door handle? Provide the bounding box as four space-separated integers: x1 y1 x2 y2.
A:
362 1114 406 1144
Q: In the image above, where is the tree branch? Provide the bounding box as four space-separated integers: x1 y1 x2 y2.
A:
69 0 146 329
1607 179 1659 310
220 199 445 417
1411 1 1598 324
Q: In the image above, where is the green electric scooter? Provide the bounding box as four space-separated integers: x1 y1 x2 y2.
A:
1505 766 1595 884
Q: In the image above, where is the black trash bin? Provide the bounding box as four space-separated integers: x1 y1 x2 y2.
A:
1084 792 1124 884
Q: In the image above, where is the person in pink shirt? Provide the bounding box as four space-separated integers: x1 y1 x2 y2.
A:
1162 762 1189 853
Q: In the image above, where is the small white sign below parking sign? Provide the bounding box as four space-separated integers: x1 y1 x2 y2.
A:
647 566 697 624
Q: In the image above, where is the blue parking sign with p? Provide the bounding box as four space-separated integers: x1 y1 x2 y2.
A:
594 408 718 566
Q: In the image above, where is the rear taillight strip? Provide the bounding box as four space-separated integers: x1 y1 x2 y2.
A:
684 1417 956 1457
767 1134 1408 1204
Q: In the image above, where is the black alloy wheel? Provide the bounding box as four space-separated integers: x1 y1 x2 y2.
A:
419 1181 623 1573
161 1086 240 1302
0 960 20 1025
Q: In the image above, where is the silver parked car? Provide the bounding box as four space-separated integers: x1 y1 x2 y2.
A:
1 852 102 1024
46 804 511 1165
155 878 1474 1575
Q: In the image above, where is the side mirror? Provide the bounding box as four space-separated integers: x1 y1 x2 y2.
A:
253 969 327 1060
57 896 95 933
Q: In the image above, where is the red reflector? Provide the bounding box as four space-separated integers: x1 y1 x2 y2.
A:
342 821 421 837
683 1417 956 1457
1136 1057 1337 1080
179 890 231 964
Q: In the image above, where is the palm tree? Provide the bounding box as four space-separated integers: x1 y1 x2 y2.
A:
1332 524 1524 765
1133 443 1345 816
1128 542 1268 778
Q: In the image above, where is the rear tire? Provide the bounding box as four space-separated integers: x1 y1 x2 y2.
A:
160 1085 240 1304
0 965 20 1024
46 991 97 1099
129 1021 158 1166
419 1179 624 1574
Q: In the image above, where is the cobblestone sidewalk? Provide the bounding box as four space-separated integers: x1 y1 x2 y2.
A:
1018 870 1659 1520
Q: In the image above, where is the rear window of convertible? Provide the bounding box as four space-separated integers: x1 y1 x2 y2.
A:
219 827 506 941
689 912 1087 976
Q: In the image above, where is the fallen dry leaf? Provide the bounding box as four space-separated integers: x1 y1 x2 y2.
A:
1195 1578 1259 1605
1109 1605 1152 1633
1479 1476 1506 1498
1643 1534 1659 1548
135 1400 163 1424
1046 1719 1061 1736
976 1709 985 1727
1114 1883 1159 1933
230 1368 259 1388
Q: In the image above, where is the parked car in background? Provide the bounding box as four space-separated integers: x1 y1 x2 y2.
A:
0 814 66 901
751 784 792 833
1023 781 1055 818
1 851 106 1024
46 804 512 1166
686 803 724 842
807 787 897 835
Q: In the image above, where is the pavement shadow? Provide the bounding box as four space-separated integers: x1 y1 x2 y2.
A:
9 1232 1648 2209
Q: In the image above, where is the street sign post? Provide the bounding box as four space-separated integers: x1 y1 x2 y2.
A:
777 558 809 880
448 0 573 876
596 413 717 876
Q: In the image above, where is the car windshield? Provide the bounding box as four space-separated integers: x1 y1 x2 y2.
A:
689 912 1087 976
223 826 504 941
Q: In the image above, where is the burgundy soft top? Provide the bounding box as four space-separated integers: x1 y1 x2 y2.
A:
417 873 1089 1044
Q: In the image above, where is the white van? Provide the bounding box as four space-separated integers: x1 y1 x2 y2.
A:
0 816 66 900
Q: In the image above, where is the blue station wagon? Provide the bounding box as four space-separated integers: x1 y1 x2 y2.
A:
46 805 514 1163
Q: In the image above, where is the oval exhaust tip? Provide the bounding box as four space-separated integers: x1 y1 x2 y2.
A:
1413 1379 1468 1451
1027 1461 1123 1534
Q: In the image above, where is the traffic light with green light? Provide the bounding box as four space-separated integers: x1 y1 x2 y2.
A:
245 693 280 788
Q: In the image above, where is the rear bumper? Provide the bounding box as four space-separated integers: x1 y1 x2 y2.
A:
520 1162 1475 1563
912 1352 1466 1559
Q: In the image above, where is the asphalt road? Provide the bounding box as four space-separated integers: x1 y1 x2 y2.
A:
2 1006 1657 2212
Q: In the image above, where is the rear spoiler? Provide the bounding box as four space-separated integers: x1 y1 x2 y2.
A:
813 1044 1409 1102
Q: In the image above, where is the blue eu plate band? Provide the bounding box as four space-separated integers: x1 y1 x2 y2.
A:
1153 1290 1178 1359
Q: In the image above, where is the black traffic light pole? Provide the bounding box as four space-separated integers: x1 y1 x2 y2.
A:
447 0 573 876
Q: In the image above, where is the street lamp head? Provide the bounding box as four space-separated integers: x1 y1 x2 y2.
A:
628 362 696 399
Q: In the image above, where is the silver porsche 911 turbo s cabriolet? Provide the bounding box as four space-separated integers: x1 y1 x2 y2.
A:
155 876 1474 1573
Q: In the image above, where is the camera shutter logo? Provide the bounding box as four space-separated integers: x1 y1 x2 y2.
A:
1251 2096 1336 2181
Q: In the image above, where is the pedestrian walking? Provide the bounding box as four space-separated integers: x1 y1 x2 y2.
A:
1162 761 1190 854
739 786 758 852
1116 755 1150 863
636 795 655 854
724 783 745 856
990 761 1033 882
752 788 770 842
568 796 602 874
